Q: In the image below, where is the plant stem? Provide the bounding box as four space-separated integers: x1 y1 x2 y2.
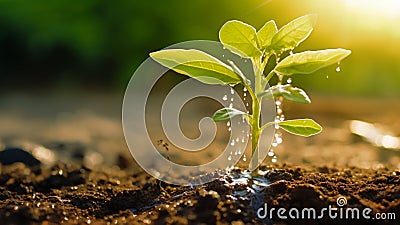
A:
251 98 261 176
250 58 264 176
249 53 273 176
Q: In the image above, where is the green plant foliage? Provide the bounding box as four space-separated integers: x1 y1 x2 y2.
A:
269 14 317 52
256 20 278 50
150 14 351 171
219 20 261 58
212 108 247 122
150 49 241 85
275 49 351 75
260 85 311 104
278 119 322 137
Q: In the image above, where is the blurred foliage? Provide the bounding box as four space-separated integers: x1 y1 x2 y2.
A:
0 0 399 96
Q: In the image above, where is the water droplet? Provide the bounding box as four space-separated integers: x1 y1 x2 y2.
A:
289 50 294 55
243 87 247 92
223 47 226 50
236 137 240 142
272 141 278 147
275 54 281 63
279 114 285 121
229 84 235 87
238 149 242 154
227 121 230 126
230 140 235 146
230 88 235 95
275 123 280 129
222 54 225 58
229 103 233 108
276 137 283 144
222 95 228 101
272 156 278 163
217 169 225 176
336 66 341 72
228 127 232 132
246 102 249 107
244 59 247 63
326 75 329 79
287 78 292 84
243 92 247 97
230 97 234 102
275 100 281 106
268 149 275 157
277 108 283 114
228 154 232 161
243 155 247 161
241 137 245 143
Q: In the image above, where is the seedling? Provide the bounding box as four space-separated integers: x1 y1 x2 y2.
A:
150 14 351 174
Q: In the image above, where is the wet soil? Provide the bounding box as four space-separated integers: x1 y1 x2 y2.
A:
0 93 399 224
0 162 398 225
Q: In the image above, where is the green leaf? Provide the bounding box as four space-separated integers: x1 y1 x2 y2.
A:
261 85 311 104
150 49 242 85
259 85 310 104
257 20 278 50
219 20 261 58
275 49 351 75
213 108 246 122
278 119 322 137
280 86 311 104
270 14 317 52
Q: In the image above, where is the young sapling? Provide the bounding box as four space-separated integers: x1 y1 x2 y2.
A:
150 14 351 175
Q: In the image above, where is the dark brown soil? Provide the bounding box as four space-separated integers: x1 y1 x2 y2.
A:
1 93 399 224
0 162 398 225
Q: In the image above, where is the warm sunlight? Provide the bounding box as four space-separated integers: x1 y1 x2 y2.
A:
345 0 400 19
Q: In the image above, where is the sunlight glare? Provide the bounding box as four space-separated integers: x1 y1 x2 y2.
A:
345 0 400 19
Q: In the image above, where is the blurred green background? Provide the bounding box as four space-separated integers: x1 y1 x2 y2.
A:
0 0 399 97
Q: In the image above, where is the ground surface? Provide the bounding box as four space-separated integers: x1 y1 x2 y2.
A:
0 163 398 224
0 91 399 224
